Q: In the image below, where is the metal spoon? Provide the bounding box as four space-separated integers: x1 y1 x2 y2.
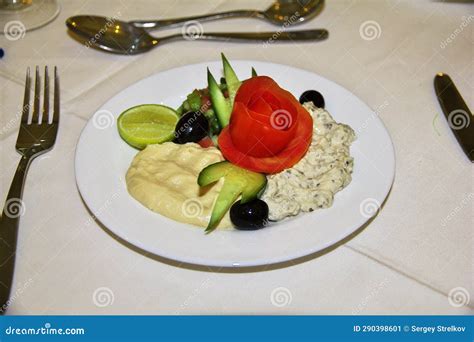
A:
131 0 325 29
66 16 328 55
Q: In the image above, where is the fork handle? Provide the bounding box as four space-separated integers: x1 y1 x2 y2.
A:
0 154 32 313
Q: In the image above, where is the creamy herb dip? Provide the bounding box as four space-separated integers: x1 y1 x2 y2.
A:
262 102 356 221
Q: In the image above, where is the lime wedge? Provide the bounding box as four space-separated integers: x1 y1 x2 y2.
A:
117 104 179 149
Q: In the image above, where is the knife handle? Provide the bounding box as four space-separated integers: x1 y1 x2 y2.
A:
434 73 474 162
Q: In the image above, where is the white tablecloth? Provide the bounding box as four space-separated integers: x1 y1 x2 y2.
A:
0 0 472 314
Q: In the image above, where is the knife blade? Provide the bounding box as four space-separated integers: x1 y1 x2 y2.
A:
434 73 474 162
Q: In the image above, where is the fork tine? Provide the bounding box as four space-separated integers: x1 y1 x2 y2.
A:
21 67 31 124
31 66 41 124
42 66 49 124
52 67 60 124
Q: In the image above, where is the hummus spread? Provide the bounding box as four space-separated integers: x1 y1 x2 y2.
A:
126 142 231 228
262 102 356 221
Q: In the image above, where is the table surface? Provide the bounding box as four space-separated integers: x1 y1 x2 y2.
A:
0 0 472 314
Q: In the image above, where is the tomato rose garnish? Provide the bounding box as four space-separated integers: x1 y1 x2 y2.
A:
218 76 313 174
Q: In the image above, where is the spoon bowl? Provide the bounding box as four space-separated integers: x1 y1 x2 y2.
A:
66 16 157 54
263 0 324 25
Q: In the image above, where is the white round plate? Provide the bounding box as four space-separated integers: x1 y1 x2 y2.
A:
75 60 395 267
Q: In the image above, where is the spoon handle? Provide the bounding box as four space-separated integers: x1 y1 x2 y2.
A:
164 29 329 43
130 10 263 29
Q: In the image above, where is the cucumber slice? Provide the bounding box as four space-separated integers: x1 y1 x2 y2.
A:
198 161 230 186
182 100 191 112
198 161 267 233
221 53 241 103
208 68 231 128
204 109 220 135
210 134 219 146
207 178 243 232
251 67 258 77
176 104 184 116
186 90 202 112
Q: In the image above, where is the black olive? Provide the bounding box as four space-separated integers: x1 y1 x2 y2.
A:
230 199 269 230
299 90 325 108
174 111 209 144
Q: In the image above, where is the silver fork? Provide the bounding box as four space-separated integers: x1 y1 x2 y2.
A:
0 66 59 312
